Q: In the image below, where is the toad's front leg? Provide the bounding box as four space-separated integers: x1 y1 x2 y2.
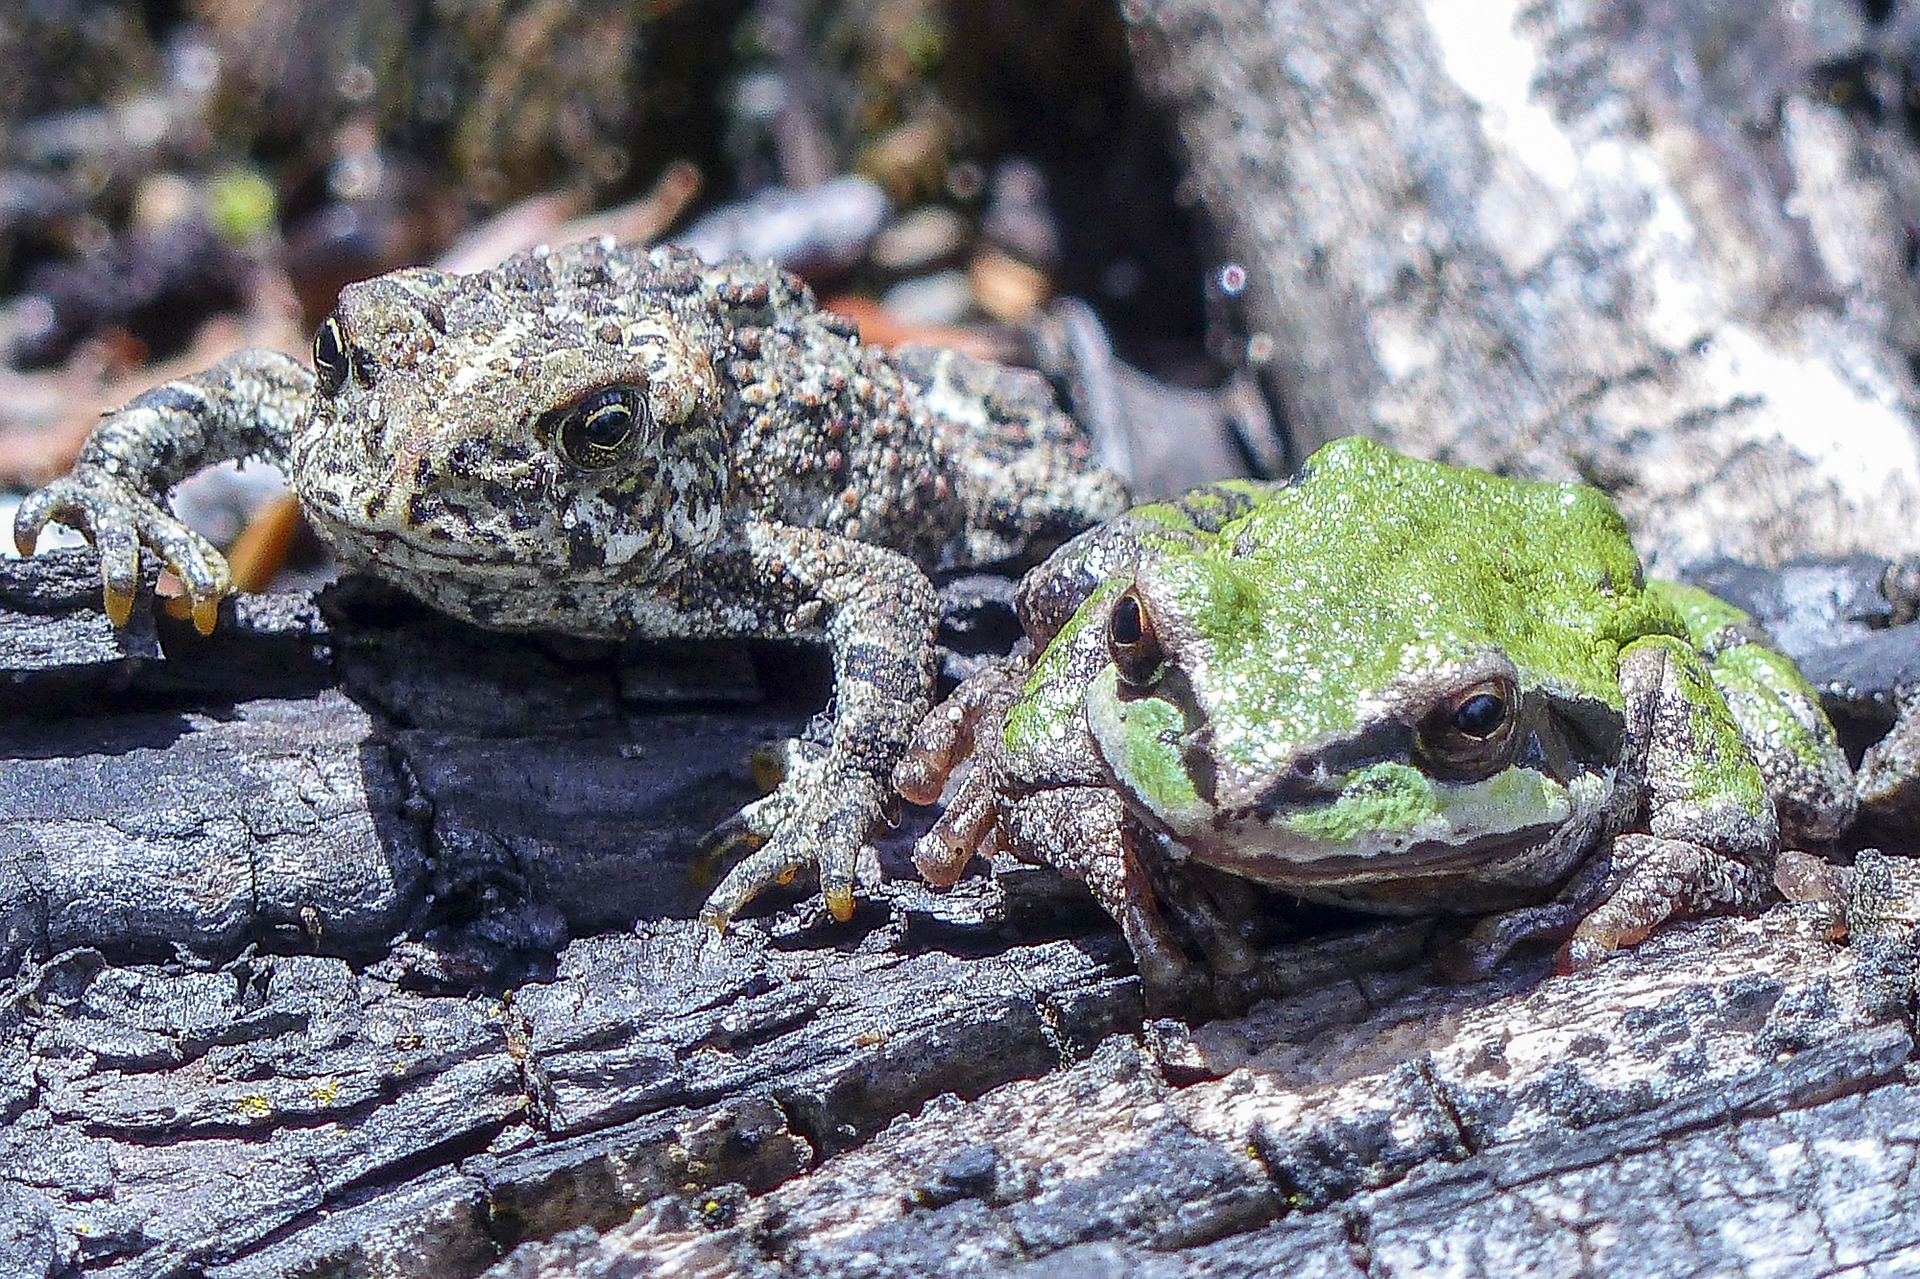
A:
12 348 313 633
699 521 939 925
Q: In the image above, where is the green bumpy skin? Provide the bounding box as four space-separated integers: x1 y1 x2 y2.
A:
1032 439 1671 766
901 436 1857 1012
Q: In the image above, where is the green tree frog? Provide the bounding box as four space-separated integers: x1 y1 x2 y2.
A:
896 438 1856 1009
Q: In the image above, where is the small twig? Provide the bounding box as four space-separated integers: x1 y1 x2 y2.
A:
433 161 704 275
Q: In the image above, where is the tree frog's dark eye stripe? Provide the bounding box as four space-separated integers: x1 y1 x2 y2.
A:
312 316 351 397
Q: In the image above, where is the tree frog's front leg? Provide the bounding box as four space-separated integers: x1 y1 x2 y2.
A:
13 348 313 633
699 521 939 926
1561 633 1778 967
894 649 1031 887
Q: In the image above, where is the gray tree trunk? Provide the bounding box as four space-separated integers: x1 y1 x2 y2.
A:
1126 0 1920 572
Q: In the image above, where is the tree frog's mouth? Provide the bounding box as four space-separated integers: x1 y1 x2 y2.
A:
1117 758 1616 890
1184 802 1590 886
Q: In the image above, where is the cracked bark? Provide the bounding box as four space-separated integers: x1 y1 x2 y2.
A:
5 548 1920 1279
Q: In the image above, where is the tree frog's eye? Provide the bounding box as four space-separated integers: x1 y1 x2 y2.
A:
545 384 649 472
312 316 351 397
1418 677 1519 778
1108 586 1167 686
1453 691 1508 738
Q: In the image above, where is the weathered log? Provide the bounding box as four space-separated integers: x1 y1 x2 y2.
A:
6 545 1920 1278
1124 0 1920 571
425 909 1919 1278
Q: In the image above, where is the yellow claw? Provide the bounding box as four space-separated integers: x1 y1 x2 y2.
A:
825 886 855 923
103 584 134 628
13 526 34 557
192 596 220 636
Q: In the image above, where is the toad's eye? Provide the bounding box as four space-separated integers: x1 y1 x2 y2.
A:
546 384 649 472
312 316 351 397
1108 587 1166 686
1418 677 1519 778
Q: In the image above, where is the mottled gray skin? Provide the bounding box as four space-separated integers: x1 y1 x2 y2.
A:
897 452 1856 1012
15 240 1127 925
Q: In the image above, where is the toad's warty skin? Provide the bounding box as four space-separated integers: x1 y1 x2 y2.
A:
15 240 1128 926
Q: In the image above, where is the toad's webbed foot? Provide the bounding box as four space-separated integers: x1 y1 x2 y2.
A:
694 523 937 929
14 465 232 634
698 738 882 926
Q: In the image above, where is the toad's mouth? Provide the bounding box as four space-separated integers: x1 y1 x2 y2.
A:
314 518 526 573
